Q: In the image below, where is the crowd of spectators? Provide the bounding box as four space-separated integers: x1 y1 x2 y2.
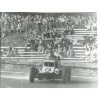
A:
0 12 97 59
25 34 74 58
0 12 97 37
83 35 97 61
3 45 19 57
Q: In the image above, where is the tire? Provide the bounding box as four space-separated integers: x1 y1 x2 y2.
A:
30 67 35 83
66 67 71 82
62 67 67 83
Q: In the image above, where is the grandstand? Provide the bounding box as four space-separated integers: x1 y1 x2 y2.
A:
1 28 97 63
0 12 97 64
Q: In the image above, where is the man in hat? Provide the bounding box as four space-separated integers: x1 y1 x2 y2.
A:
46 50 60 68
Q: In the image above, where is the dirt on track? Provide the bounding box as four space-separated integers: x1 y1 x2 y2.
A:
1 75 98 88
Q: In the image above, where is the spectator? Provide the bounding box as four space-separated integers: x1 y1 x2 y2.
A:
25 38 32 51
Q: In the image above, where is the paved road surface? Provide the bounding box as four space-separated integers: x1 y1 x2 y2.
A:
1 71 98 88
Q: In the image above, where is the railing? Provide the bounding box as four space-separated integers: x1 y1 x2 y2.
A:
1 29 97 61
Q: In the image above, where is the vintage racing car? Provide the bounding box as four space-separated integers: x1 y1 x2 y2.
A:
29 59 71 83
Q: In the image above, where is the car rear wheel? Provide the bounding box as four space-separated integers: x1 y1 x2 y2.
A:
30 67 35 83
62 67 67 83
66 67 71 82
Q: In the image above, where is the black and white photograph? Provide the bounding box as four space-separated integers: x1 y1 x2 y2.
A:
0 0 100 100
0 12 98 88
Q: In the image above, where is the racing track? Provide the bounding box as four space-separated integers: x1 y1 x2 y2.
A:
1 71 98 88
